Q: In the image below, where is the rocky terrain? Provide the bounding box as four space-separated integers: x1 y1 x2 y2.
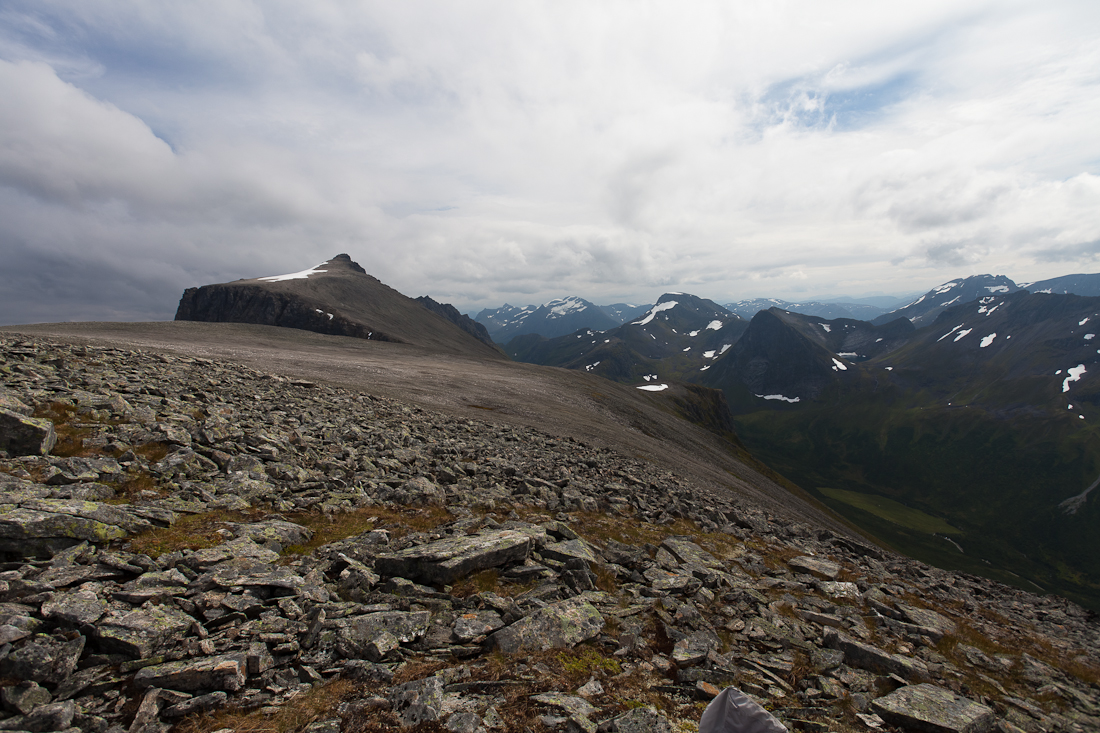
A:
0 334 1098 733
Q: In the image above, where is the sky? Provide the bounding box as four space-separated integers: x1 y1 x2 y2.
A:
2 1 1100 323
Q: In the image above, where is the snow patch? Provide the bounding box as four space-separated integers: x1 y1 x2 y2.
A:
831 358 847 371
633 301 678 326
837 352 858 357
934 281 961 294
259 262 329 282
1063 364 1087 392
703 350 716 359
643 374 658 381
756 394 801 403
699 365 711 371
980 333 997 348
953 328 973 342
941 295 961 307
1080 317 1091 326
938 324 964 342
819 324 832 333
585 362 600 372
1085 334 1095 341
706 320 723 330
637 384 669 392
719 344 732 354
689 330 700 337
986 285 1010 293
885 367 893 371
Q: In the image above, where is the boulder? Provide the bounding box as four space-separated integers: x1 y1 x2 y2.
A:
788 555 841 580
0 409 55 456
389 675 444 727
872 683 994 733
825 629 929 681
134 653 248 692
374 529 532 585
95 604 196 658
487 597 604 653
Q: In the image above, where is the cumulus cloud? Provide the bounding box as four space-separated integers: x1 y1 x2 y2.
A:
0 1 1099 323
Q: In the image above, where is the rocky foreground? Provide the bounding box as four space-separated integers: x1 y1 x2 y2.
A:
0 334 1097 733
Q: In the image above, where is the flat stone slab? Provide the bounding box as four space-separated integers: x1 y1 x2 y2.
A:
374 529 532 585
540 538 601 565
133 653 248 693
660 537 721 568
487 597 604 653
96 604 197 658
788 555 841 580
872 683 995 733
825 629 929 681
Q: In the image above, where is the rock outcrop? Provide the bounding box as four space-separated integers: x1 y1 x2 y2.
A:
175 254 505 359
0 334 1096 733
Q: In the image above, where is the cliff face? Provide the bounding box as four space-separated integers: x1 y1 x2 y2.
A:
174 254 504 358
177 283 399 342
414 295 501 352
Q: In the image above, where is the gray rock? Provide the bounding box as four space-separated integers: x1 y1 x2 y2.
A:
672 629 722 667
660 537 721 568
1 681 51 715
871 683 994 733
133 653 248 692
181 537 280 571
0 699 75 732
788 556 841 580
487 597 604 653
600 706 674 733
389 675 444 727
453 610 505 641
825 629 929 681
336 610 430 659
41 587 108 626
0 409 56 457
162 691 229 718
541 538 602 565
96 604 196 658
375 529 532 585
0 633 84 684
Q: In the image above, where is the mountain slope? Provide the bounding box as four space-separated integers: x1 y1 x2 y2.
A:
871 274 1019 326
1025 272 1100 297
710 292 1100 609
175 254 504 359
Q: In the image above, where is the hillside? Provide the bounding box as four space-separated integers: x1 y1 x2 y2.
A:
0 332 1097 733
703 292 1100 610
176 254 503 360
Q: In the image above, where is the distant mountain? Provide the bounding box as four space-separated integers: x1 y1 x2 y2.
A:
507 293 747 383
175 254 504 359
475 297 651 343
699 309 915 408
871 274 1020 326
705 291 1100 609
1024 273 1100 297
725 298 887 321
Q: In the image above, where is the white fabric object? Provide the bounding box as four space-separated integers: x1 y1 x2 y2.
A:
699 686 787 733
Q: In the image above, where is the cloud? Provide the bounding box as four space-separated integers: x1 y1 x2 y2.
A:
0 1 1099 323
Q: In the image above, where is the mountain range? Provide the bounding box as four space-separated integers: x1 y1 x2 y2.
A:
501 272 1100 609
170 256 1100 609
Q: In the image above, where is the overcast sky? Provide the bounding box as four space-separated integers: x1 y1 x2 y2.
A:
2 1 1099 323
